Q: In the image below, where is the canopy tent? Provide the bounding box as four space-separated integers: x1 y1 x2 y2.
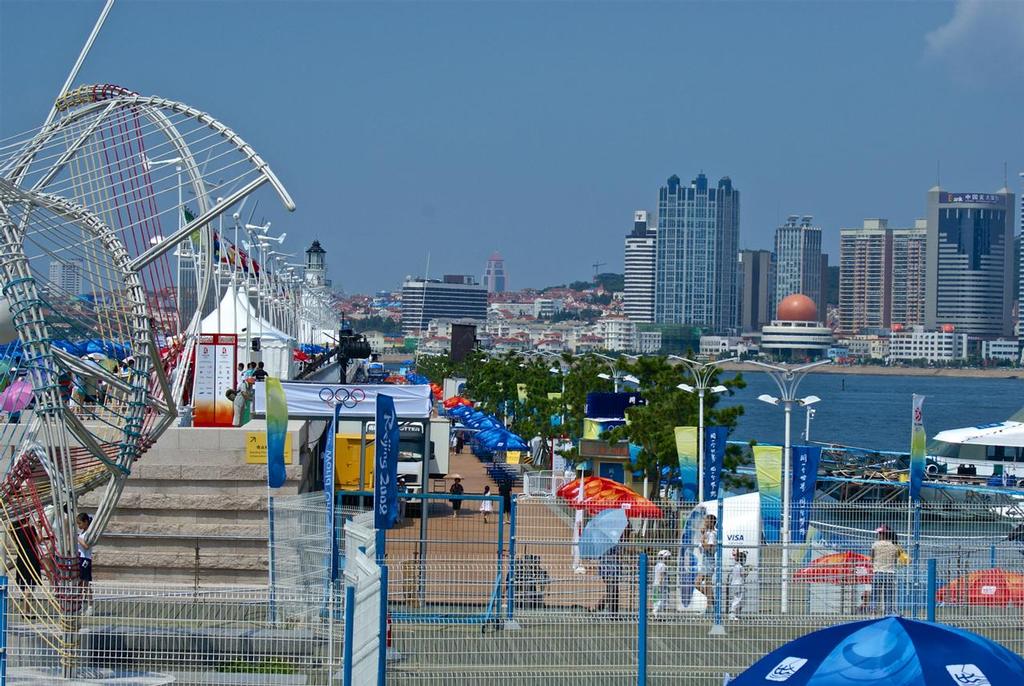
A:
201 285 297 380
933 421 1024 448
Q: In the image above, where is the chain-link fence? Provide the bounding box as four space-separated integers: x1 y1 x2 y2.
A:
3 581 344 685
8 493 1021 684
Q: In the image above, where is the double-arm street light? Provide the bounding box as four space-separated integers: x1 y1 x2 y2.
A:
668 355 737 503
748 359 830 614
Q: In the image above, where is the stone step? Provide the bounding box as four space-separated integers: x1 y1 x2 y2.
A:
94 566 267 585
104 520 268 538
93 549 268 572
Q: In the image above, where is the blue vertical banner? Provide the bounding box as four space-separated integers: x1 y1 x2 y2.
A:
324 403 341 583
375 394 400 531
790 445 821 544
702 426 728 502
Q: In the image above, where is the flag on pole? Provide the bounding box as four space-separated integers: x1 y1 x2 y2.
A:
910 394 926 503
264 377 287 488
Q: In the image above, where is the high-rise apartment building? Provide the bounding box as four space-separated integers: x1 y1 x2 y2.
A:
838 220 890 334
738 249 773 332
624 210 657 323
48 259 83 296
401 275 488 336
482 252 507 294
891 221 927 329
773 215 822 312
838 219 927 335
654 173 739 331
925 187 1015 338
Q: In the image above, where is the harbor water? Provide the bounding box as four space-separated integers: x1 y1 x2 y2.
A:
721 371 1023 452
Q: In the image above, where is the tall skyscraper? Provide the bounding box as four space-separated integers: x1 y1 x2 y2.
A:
925 187 1015 338
624 210 657 323
772 215 822 313
48 259 83 296
838 219 927 334
890 221 927 329
738 249 773 332
482 252 507 294
401 276 488 335
654 173 739 331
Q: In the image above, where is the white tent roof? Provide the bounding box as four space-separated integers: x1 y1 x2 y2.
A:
200 285 295 343
933 421 1024 448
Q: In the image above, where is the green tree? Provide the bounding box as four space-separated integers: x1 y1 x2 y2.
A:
605 356 746 498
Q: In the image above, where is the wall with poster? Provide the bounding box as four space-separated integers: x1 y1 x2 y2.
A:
194 333 238 427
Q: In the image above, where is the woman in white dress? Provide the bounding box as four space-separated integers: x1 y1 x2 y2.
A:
480 485 494 523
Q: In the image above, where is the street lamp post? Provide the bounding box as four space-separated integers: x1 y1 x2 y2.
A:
668 356 737 503
669 355 736 635
749 359 830 614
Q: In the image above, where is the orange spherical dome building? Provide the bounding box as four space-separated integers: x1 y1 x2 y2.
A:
776 294 818 322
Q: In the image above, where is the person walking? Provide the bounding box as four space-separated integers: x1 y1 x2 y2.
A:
728 550 748 621
449 475 464 518
480 485 494 524
76 512 94 614
499 477 513 523
695 513 717 609
596 545 621 615
652 549 670 616
252 361 269 382
871 525 902 615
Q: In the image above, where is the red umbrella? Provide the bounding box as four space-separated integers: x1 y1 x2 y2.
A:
937 568 1024 607
443 396 473 409
795 551 873 585
556 476 663 519
293 349 310 362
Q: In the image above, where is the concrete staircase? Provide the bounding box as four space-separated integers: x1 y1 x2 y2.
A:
81 420 312 586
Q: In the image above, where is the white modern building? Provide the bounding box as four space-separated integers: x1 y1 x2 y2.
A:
624 210 657 323
533 298 564 318
760 294 832 361
887 326 968 364
700 335 755 358
981 339 1019 362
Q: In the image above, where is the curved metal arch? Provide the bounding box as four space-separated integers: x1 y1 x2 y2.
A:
3 92 295 213
0 178 158 548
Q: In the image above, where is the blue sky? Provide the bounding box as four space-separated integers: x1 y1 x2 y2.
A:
2 1 1022 294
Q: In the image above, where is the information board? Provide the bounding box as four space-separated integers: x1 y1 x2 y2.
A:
193 333 237 427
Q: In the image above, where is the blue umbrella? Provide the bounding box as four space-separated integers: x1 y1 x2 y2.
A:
729 616 1024 686
579 508 627 559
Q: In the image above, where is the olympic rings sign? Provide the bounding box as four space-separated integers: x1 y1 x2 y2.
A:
318 387 367 408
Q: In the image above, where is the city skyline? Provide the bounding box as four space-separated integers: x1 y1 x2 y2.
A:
2 2 1021 292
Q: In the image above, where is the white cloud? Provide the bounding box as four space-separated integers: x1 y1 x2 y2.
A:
925 0 1024 83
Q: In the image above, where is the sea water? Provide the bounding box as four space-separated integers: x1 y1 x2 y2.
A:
720 372 1023 452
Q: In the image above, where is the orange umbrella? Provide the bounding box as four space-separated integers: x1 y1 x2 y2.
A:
937 568 1024 607
443 396 473 409
795 551 873 585
556 476 663 519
